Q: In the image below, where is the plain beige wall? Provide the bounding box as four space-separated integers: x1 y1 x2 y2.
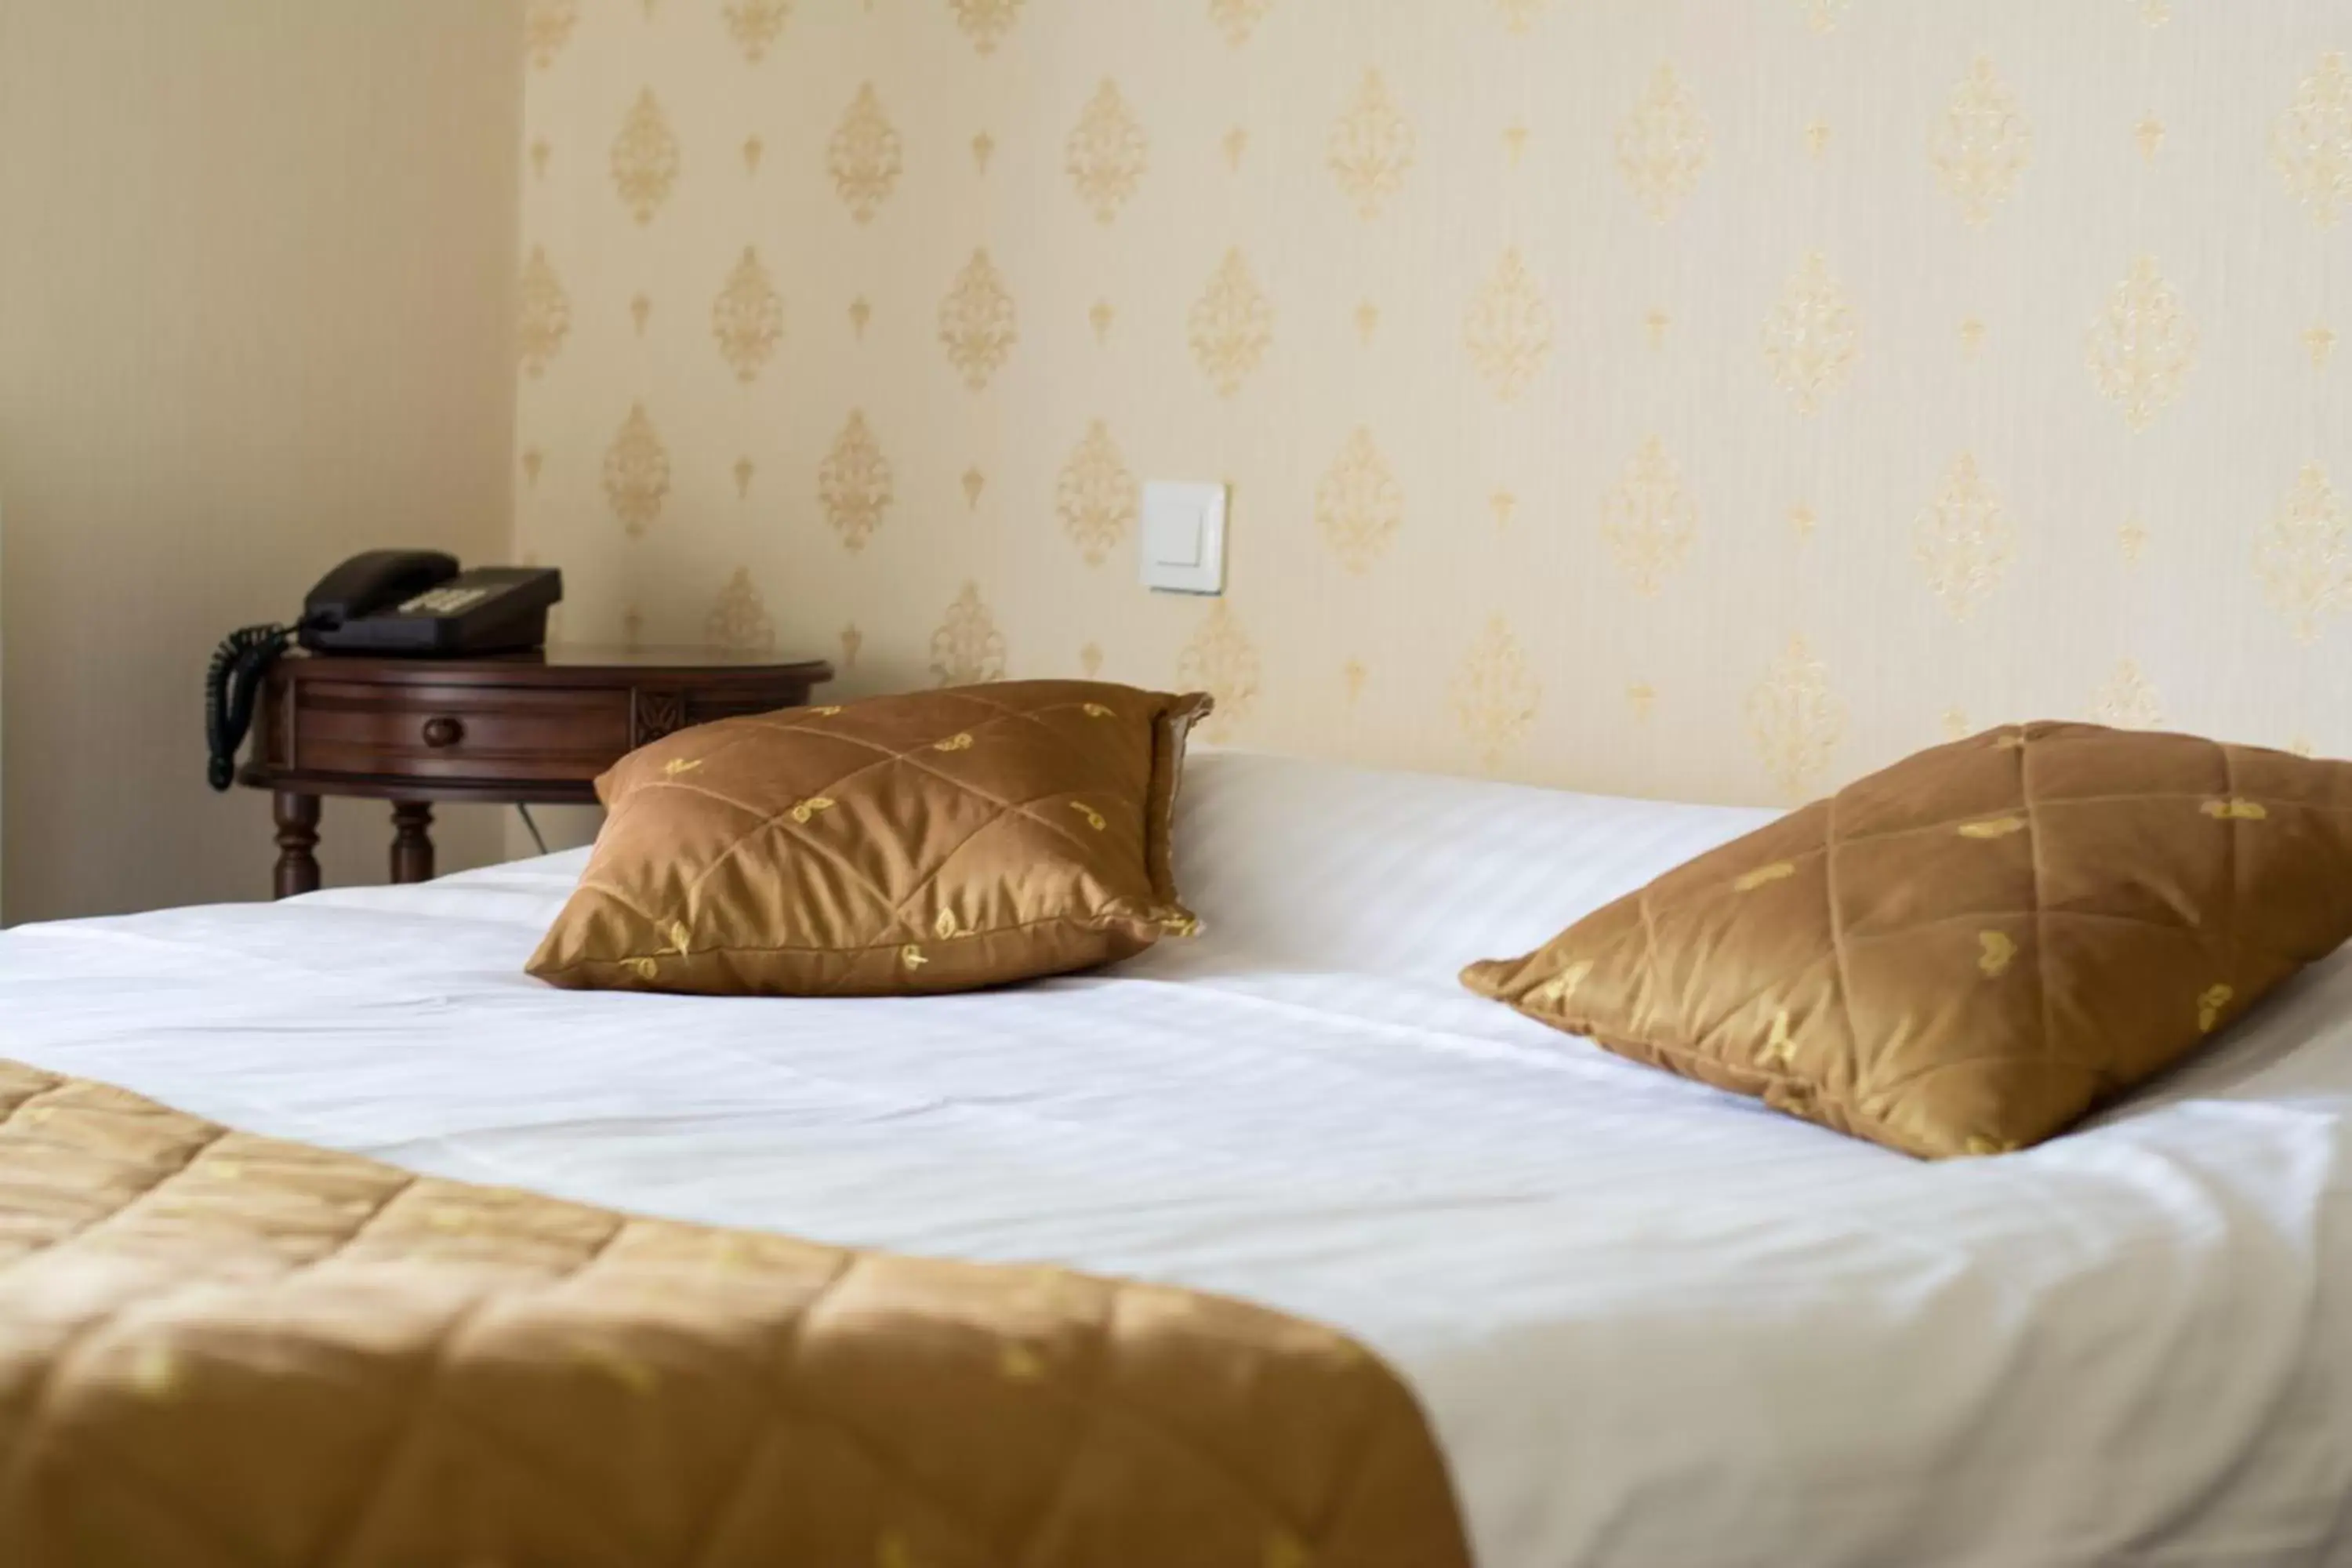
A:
0 0 527 923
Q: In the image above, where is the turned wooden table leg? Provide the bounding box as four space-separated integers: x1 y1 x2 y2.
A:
272 792 322 900
390 802 436 885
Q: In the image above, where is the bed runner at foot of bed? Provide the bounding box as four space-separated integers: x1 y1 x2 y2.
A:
0 1062 1469 1568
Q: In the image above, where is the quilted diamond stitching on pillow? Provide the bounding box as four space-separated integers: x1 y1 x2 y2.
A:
1464 723 2352 1157
528 681 1209 996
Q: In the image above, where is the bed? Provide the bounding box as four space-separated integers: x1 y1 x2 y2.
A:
6 749 2352 1566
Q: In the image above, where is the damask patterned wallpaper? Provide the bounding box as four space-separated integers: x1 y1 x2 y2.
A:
514 0 2352 806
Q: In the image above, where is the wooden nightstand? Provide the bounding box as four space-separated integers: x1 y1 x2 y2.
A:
238 647 833 898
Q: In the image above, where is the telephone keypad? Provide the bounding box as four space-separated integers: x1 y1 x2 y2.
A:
397 586 492 617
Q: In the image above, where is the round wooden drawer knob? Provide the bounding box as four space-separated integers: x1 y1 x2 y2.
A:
421 716 466 750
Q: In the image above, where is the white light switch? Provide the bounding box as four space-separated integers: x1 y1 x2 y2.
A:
1140 481 1227 594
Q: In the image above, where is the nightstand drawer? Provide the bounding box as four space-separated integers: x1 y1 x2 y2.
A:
240 647 831 898
291 681 633 784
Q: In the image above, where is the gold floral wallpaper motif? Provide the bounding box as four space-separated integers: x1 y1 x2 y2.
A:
829 85 903 223
1068 82 1148 224
612 90 681 225
1465 249 1555 403
1931 59 2032 227
931 583 1008 685
1332 659 1364 706
525 0 579 69
2256 463 2350 645
602 405 670 537
949 0 1024 57
1316 427 1403 575
517 247 571 379
1747 635 1846 802
2119 516 2150 564
1914 452 2017 622
1208 0 1272 48
2273 52 2352 228
1178 602 1260 742
2094 659 2165 729
818 411 892 553
939 249 1018 391
1330 71 1415 220
1452 616 1540 770
711 248 783 383
1617 65 1709 222
1495 0 1546 34
517 4 2351 810
1190 249 1273 397
1602 435 1698 597
723 0 790 63
1800 0 1851 34
2085 255 2197 431
1057 422 1138 567
709 568 776 652
1760 252 1858 415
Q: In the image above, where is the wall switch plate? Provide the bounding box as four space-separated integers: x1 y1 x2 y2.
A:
1139 481 1227 594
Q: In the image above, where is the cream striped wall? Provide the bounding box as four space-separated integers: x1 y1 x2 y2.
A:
514 0 2351 806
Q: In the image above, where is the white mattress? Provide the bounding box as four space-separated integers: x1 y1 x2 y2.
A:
6 750 2352 1568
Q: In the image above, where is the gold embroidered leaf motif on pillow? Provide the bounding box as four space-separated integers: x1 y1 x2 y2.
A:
1462 723 2352 1158
528 681 1210 997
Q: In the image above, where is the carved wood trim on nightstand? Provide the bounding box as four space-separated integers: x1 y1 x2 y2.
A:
632 688 689 747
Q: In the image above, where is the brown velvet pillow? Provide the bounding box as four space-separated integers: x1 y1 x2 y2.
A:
1463 723 2352 1158
528 681 1211 996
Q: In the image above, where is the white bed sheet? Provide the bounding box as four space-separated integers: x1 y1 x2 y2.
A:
5 750 2352 1567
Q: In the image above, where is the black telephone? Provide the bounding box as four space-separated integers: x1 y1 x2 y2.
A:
205 551 564 791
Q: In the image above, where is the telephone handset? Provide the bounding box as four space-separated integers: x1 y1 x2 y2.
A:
205 551 564 791
300 550 464 641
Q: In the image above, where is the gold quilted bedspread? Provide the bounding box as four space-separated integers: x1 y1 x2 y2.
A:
0 1062 1469 1568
